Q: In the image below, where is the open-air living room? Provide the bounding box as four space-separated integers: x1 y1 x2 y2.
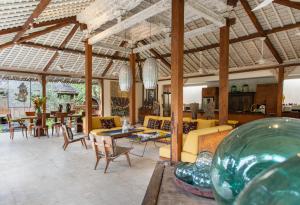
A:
0 0 300 205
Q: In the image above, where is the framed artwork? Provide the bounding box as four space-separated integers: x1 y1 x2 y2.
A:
8 80 31 108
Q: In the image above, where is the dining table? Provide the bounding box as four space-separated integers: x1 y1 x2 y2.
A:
12 113 84 135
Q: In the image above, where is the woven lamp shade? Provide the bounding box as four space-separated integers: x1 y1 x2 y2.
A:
142 57 158 89
119 64 132 92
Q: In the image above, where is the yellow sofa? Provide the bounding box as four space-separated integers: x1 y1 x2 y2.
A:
82 116 122 135
140 115 218 142
159 125 232 163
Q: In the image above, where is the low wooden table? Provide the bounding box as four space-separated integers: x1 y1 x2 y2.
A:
142 162 216 205
95 128 144 140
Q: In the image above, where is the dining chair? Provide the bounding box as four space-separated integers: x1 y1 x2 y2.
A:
25 111 35 136
7 114 28 140
51 112 66 136
33 113 49 138
61 124 87 151
91 135 132 173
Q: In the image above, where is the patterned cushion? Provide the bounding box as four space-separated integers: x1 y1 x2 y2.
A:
183 122 190 134
147 118 156 129
101 118 116 129
154 120 162 129
66 126 73 140
161 120 171 131
189 121 198 132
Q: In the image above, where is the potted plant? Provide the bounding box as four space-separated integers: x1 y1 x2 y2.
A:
32 96 46 115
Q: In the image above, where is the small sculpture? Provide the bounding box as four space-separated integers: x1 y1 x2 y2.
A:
15 82 28 102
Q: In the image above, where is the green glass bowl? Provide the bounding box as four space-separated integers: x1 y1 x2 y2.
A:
211 117 300 205
235 154 300 205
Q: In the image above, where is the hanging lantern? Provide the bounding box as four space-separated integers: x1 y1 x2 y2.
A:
142 57 158 89
119 64 132 92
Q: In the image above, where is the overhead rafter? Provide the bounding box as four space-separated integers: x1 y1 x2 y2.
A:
12 0 52 43
0 16 77 36
0 67 114 80
158 62 300 81
274 0 300 10
43 24 79 72
21 42 129 61
88 0 171 45
101 41 127 77
139 40 171 70
240 0 283 64
0 22 70 50
160 21 300 58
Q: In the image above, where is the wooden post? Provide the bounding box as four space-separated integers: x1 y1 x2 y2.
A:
171 0 184 162
277 67 284 117
129 52 136 125
219 19 230 125
98 79 104 116
85 41 93 134
41 75 47 129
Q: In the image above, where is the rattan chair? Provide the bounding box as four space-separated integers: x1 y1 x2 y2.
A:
62 124 87 151
91 135 132 173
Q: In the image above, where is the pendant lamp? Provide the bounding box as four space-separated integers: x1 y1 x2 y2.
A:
142 57 158 89
119 64 132 92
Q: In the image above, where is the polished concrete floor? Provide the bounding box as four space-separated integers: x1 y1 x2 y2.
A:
0 131 161 205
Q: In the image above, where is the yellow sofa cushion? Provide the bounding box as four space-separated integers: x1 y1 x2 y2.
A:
192 119 216 129
159 145 171 159
143 115 160 127
83 116 122 132
182 125 232 155
181 152 197 163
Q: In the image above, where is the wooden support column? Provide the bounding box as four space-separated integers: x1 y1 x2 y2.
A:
85 41 93 134
41 75 47 130
170 0 184 162
277 67 284 117
98 79 104 116
219 19 230 125
129 52 136 125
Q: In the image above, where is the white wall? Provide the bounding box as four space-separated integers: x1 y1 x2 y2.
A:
103 80 143 123
103 80 111 116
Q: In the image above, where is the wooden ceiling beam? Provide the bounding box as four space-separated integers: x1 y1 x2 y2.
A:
0 67 114 80
12 0 52 43
159 22 299 58
101 41 127 76
240 0 283 64
140 40 171 70
274 0 300 10
43 24 79 72
158 62 300 81
18 22 70 43
21 42 129 61
0 22 71 51
0 16 77 36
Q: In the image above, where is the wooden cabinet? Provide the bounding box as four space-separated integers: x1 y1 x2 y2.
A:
202 87 218 97
255 84 278 114
202 87 219 109
229 92 255 112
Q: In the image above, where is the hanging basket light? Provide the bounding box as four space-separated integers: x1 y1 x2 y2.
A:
142 57 158 89
119 64 132 92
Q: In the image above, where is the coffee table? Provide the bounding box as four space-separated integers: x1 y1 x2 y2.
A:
95 128 144 140
128 131 171 157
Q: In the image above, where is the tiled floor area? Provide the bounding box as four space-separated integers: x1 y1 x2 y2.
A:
0 132 161 205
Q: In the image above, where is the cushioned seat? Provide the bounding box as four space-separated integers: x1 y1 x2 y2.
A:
159 125 233 163
83 116 122 135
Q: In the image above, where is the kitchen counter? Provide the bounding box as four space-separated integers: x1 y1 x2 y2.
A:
183 110 299 125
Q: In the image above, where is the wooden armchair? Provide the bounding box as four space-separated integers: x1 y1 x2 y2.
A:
7 114 27 140
62 124 87 151
52 112 67 136
91 135 132 173
25 111 35 136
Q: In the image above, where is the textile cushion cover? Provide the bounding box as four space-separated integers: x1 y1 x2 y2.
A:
161 120 171 131
101 118 116 129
